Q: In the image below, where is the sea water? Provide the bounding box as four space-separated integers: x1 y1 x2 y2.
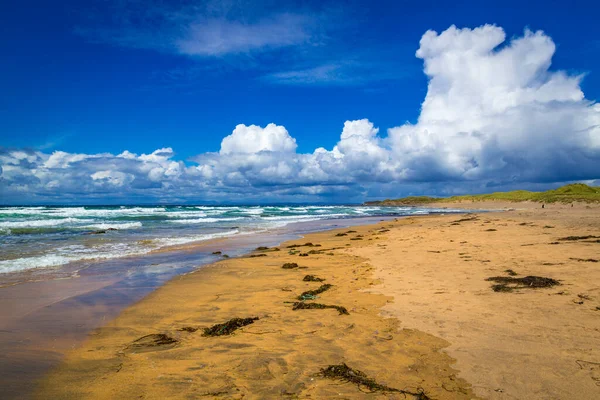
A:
0 205 452 275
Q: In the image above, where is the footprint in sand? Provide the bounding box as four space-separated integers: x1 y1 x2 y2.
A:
576 360 600 386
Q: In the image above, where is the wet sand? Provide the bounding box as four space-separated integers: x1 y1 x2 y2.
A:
36 203 600 399
0 217 395 399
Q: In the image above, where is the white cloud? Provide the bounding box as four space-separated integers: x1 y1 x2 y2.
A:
91 170 133 186
388 25 599 182
2 25 599 203
44 151 92 169
176 14 313 56
77 2 317 58
220 124 297 154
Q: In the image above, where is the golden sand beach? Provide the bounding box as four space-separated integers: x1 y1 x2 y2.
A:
36 203 600 399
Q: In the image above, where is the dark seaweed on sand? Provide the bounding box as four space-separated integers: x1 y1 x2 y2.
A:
303 275 325 282
178 326 198 332
558 235 600 241
486 275 560 292
292 302 349 315
202 317 259 337
452 216 478 224
287 242 320 248
319 363 430 398
282 262 299 269
127 333 178 351
297 284 332 300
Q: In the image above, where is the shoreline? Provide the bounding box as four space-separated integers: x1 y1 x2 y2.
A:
31 201 600 398
36 216 477 399
0 215 406 399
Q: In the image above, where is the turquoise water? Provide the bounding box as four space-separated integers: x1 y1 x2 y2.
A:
0 205 456 274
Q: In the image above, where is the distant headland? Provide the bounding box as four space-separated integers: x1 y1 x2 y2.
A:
364 183 600 206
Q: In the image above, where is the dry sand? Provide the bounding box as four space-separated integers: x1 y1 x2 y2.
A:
36 203 600 399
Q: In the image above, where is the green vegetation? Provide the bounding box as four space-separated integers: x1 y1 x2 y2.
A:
364 183 600 205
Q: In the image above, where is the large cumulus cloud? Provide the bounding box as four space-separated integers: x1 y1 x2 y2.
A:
388 25 600 183
1 25 599 203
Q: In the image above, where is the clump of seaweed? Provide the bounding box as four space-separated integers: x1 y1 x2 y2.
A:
504 269 518 276
303 275 325 282
248 253 267 258
452 216 478 224
486 275 560 292
570 257 598 263
297 284 333 300
202 317 259 337
558 235 600 241
346 230 357 233
127 334 178 352
282 262 299 269
212 251 222 255
350 237 363 241
319 364 430 398
287 243 319 248
255 246 280 252
292 302 349 315
178 326 199 333
335 233 347 237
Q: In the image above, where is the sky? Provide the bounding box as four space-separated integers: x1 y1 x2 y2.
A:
1 0 599 204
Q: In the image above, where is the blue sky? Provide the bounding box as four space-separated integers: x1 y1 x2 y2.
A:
1 0 599 204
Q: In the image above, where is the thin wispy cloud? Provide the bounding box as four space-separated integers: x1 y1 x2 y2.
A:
76 2 321 57
263 60 409 86
175 14 315 56
73 1 407 88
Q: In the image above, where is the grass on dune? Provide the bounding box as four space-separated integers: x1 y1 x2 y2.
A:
365 183 600 205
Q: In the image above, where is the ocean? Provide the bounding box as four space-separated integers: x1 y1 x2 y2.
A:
0 205 453 275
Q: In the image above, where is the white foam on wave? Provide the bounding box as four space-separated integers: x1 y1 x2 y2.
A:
156 229 240 247
168 217 243 224
0 229 241 274
0 242 151 274
0 207 49 215
0 218 95 228
262 213 347 221
166 211 207 218
82 222 143 230
57 207 167 217
243 208 263 215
